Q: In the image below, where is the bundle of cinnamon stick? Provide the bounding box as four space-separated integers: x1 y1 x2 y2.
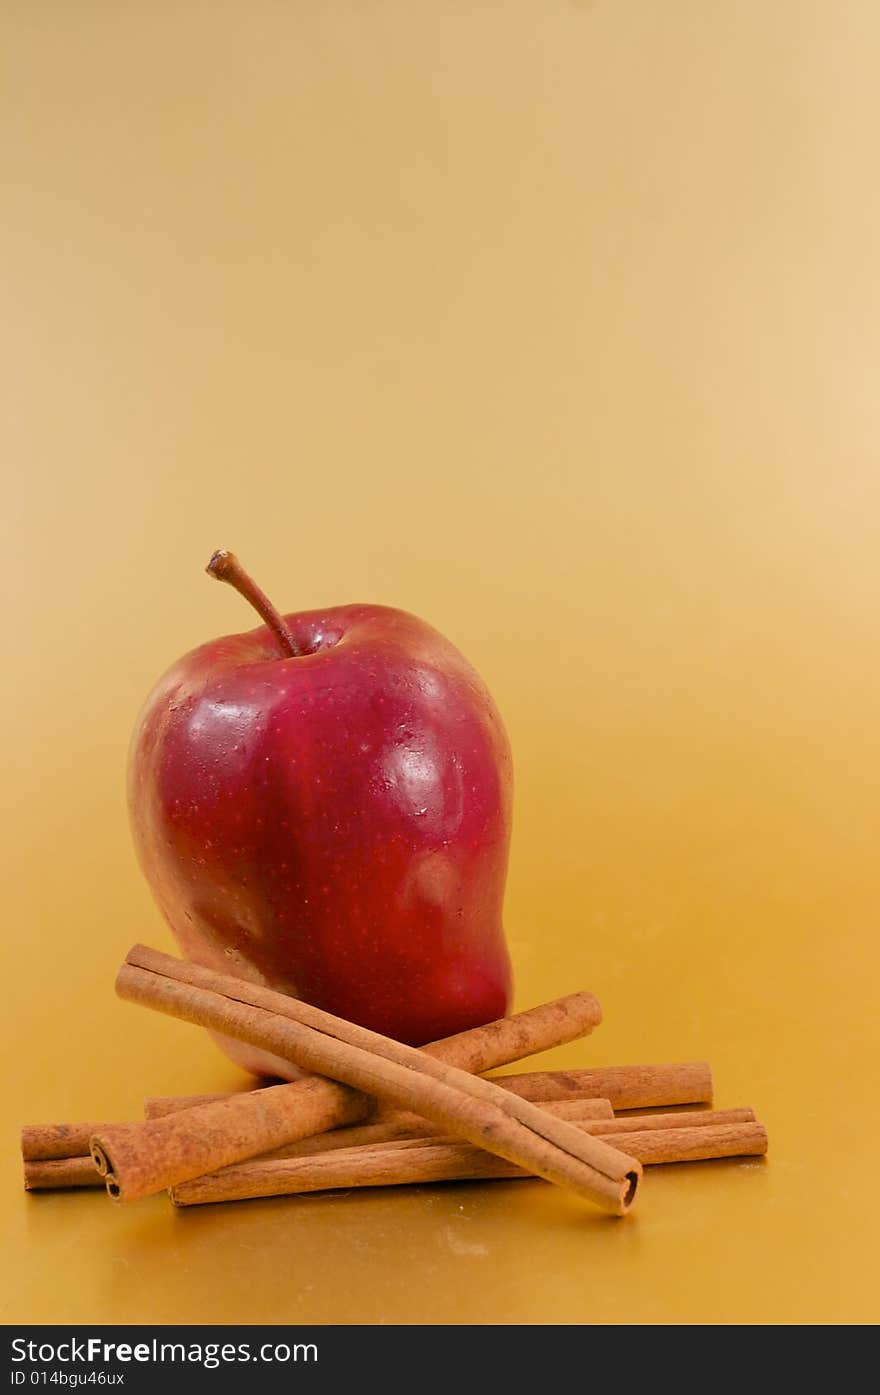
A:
21 945 768 1217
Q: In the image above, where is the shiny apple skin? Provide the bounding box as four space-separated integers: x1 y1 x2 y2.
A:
128 604 513 1076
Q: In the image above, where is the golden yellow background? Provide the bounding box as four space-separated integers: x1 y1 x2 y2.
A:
3 1 879 1324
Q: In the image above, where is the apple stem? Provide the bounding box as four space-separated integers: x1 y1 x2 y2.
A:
205 550 303 658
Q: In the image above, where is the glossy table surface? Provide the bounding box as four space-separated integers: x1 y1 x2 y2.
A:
3 0 878 1324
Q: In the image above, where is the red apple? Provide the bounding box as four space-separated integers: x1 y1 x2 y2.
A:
128 552 513 1077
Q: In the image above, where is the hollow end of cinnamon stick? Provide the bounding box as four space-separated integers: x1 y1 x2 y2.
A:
621 1170 640 1212
89 1141 122 1199
88 1139 118 1200
89 1141 108 1176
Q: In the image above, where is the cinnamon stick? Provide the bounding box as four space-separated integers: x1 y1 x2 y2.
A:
20 1099 615 1191
20 1106 751 1191
99 946 640 1212
174 1103 752 1168
93 1076 363 1200
170 1119 768 1206
21 1122 128 1163
144 1092 245 1115
96 952 634 1208
573 1107 754 1135
19 1080 613 1195
24 1157 105 1190
19 1059 708 1184
491 1062 713 1110
146 1095 617 1161
607 1121 767 1164
143 1061 713 1144
260 1104 760 1150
